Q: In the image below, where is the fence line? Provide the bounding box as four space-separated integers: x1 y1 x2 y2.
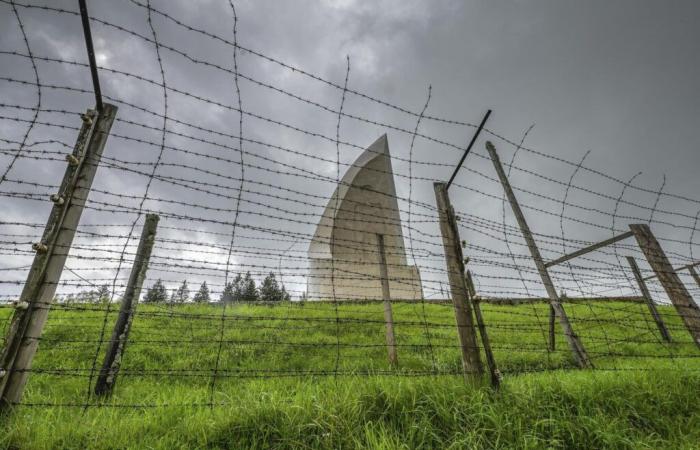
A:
1 0 699 409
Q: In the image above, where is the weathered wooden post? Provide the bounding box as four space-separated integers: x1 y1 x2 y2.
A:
0 104 118 408
465 270 500 388
485 141 592 368
376 234 398 366
95 214 159 396
626 256 672 342
629 224 700 348
434 182 483 379
548 305 556 352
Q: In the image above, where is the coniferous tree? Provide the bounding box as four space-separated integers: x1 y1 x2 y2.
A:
231 273 244 302
193 281 211 303
144 279 167 303
260 272 285 302
220 281 235 303
173 280 190 303
240 272 258 302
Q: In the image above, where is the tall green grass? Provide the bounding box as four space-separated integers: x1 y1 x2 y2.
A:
1 301 698 449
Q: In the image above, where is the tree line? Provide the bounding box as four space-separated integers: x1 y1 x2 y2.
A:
57 284 112 304
143 271 291 303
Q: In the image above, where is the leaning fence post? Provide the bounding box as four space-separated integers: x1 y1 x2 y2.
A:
376 234 398 366
95 214 159 396
626 256 672 342
0 104 118 408
433 182 483 380
465 270 500 388
629 224 700 348
485 141 592 368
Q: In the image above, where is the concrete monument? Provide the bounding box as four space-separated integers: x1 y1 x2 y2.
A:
307 134 423 300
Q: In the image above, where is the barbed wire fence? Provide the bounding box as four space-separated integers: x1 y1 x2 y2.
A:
0 0 699 409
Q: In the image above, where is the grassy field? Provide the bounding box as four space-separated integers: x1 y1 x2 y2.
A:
1 300 699 449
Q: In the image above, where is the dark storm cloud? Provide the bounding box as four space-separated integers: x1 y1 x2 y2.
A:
1 0 699 302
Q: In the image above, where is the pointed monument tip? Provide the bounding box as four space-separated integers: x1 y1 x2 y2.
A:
368 133 390 155
380 133 389 153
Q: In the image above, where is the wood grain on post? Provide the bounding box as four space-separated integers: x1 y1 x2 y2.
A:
626 256 672 342
95 214 159 396
376 234 398 366
465 271 500 388
434 182 483 379
629 224 700 348
0 104 118 408
485 141 592 368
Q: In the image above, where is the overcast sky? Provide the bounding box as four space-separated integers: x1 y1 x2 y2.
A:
1 0 699 303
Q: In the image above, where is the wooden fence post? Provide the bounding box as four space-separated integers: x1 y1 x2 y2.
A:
0 104 118 408
626 256 672 342
465 271 500 388
485 141 592 368
94 214 159 396
376 234 398 366
434 182 483 380
629 224 700 348
548 305 556 352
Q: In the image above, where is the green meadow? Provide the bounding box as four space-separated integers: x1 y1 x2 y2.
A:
1 300 698 449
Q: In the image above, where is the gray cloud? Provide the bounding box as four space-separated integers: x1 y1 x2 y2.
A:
1 0 699 304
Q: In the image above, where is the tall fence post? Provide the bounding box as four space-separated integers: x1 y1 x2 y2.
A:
95 214 159 396
433 182 483 380
626 256 672 342
0 104 118 408
376 234 398 366
629 224 700 348
465 270 500 388
485 141 592 368
688 266 700 289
